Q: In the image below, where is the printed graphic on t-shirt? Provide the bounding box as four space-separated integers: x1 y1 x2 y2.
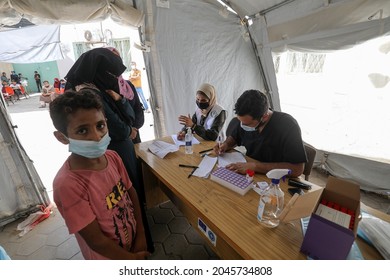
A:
106 179 126 209
105 179 136 250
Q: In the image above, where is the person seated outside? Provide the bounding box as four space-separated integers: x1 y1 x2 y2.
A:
1 81 12 105
9 80 22 100
1 72 9 84
39 80 55 108
177 83 226 141
53 78 60 91
1 80 8 91
59 79 66 93
214 89 307 178
1 81 6 92
49 89 150 260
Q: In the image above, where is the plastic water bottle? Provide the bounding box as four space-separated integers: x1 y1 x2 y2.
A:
185 127 193 154
257 169 291 228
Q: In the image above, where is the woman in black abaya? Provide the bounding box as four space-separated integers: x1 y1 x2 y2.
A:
65 48 154 253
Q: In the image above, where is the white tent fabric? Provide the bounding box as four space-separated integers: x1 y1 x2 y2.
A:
0 0 390 226
0 99 50 226
0 0 143 27
240 0 390 194
135 0 390 194
138 0 264 138
316 150 390 194
0 25 63 63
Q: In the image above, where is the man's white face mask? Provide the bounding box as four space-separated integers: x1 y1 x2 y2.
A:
240 119 262 132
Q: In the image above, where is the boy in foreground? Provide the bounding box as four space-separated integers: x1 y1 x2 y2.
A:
49 89 150 260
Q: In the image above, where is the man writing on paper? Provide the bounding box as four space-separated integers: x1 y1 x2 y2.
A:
214 90 307 177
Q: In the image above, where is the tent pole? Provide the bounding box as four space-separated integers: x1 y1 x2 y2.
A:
244 20 274 109
218 0 274 108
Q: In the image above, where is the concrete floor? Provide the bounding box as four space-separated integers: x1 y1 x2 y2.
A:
0 94 389 260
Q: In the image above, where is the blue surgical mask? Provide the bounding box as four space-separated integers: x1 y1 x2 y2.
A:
68 133 111 158
240 121 261 132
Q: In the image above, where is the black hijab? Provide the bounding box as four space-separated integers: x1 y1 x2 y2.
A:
65 48 126 93
65 48 134 125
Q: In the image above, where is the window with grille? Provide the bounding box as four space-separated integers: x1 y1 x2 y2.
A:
284 52 326 73
72 38 131 69
109 38 132 69
72 42 91 60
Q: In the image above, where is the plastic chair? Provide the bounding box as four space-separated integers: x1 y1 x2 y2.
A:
2 91 13 105
19 85 30 98
226 117 240 136
303 143 316 181
5 86 15 102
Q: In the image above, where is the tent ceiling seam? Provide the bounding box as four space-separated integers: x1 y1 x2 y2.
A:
259 0 297 16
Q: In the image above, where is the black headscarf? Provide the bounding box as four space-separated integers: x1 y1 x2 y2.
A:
65 48 126 93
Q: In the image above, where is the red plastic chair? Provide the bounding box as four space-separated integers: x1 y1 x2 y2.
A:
2 92 13 105
19 85 30 98
4 87 15 104
5 86 14 96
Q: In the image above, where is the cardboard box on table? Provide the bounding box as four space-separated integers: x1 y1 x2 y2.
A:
279 176 360 260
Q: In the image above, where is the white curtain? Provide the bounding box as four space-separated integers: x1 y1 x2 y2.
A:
0 25 63 63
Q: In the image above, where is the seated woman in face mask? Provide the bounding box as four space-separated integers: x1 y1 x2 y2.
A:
177 83 226 141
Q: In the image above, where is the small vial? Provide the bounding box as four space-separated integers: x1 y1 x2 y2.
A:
246 169 255 183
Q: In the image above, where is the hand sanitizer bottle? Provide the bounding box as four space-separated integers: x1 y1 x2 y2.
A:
185 127 193 154
257 169 291 228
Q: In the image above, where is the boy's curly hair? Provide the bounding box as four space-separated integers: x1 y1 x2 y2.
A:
49 89 104 135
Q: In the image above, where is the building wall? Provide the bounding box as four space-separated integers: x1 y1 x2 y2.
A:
0 62 13 79
12 61 60 93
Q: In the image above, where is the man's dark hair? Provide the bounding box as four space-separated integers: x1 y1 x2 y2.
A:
49 89 104 135
234 90 269 120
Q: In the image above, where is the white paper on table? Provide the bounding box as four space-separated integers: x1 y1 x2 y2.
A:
217 151 247 167
171 134 200 146
148 140 179 158
192 155 218 178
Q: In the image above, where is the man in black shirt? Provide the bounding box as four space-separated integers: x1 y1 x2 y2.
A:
214 90 307 177
10 71 19 84
34 71 42 92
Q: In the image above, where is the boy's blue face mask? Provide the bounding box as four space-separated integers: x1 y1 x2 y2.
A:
67 133 111 158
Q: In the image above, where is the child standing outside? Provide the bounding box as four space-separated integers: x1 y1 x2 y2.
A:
49 89 150 260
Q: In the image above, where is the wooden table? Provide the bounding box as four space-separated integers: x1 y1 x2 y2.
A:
135 136 384 259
